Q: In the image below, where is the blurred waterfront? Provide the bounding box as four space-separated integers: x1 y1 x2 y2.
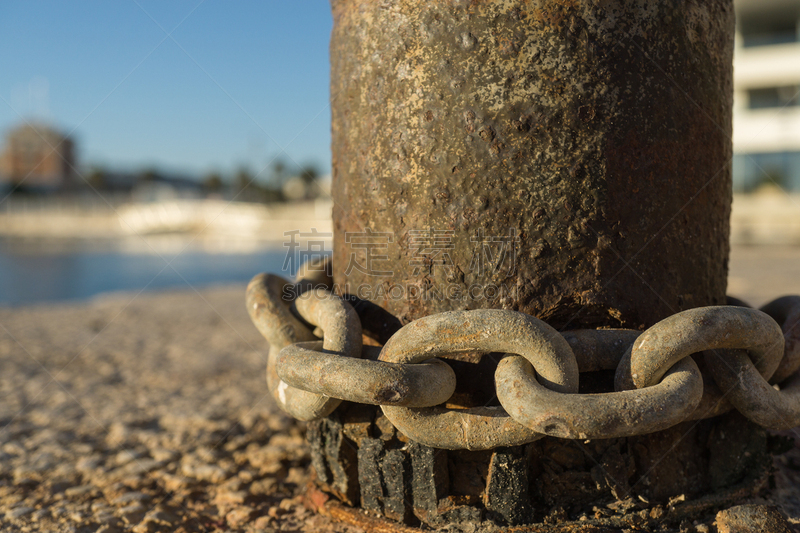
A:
0 193 798 306
0 198 333 305
0 239 288 305
2 0 800 307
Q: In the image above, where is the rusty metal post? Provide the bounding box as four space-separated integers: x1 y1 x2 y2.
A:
316 0 757 528
331 0 733 330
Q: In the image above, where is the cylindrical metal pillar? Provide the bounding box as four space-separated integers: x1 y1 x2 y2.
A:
318 0 754 528
331 0 733 331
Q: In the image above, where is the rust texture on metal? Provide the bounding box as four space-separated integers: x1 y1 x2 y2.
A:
246 272 315 349
377 309 578 450
561 329 641 373
277 340 457 407
378 309 579 390
246 273 317 419
331 0 734 330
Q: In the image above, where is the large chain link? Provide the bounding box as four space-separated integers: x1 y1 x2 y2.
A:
378 309 578 450
247 263 800 449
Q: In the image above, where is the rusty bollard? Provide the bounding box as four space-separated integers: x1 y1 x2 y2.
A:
250 1 799 531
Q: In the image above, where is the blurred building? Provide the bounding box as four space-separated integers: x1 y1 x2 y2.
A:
733 0 800 191
0 123 75 191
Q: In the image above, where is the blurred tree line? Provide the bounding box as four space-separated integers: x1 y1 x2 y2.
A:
76 158 325 203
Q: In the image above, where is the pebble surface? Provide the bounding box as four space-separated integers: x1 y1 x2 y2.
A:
0 286 359 533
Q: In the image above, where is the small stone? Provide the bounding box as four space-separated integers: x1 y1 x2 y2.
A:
157 473 190 492
252 515 273 529
226 506 255 528
214 489 247 506
76 456 102 472
64 484 95 499
250 478 277 495
149 448 178 462
70 442 93 455
114 449 144 466
112 492 150 505
120 459 163 476
182 463 228 483
2 442 26 455
117 504 147 524
92 501 111 512
143 508 179 526
131 523 152 533
94 511 118 525
716 504 792 533
31 508 49 522
267 506 286 518
237 469 254 483
13 466 40 483
6 506 35 519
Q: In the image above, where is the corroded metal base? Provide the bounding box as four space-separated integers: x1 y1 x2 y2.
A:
307 406 779 529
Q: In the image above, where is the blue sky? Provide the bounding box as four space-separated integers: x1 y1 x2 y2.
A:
0 1 333 180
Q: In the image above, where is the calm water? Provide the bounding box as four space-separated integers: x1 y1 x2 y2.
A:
0 238 300 305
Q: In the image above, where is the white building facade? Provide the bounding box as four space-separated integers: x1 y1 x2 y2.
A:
733 0 800 191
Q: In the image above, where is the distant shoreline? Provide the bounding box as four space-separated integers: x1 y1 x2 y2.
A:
1 193 800 246
0 198 333 253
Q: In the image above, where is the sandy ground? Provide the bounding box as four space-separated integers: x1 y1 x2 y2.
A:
0 244 799 532
0 286 359 533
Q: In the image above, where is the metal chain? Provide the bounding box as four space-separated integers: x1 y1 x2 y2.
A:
246 275 362 421
247 265 800 449
377 309 578 450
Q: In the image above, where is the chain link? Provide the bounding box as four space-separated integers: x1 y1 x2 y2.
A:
377 309 578 450
760 295 800 383
495 354 703 440
277 341 456 407
246 275 361 421
247 264 800 449
614 306 784 391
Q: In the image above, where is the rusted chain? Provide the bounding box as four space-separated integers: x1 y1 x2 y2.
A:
248 263 800 447
277 340 456 407
684 374 735 421
378 309 579 450
247 273 316 349
554 328 731 424
705 348 800 429
246 273 315 420
496 354 703 439
246 275 362 421
760 295 800 383
614 306 784 391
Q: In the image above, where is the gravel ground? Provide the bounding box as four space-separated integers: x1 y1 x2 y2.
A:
0 244 799 532
0 286 360 533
